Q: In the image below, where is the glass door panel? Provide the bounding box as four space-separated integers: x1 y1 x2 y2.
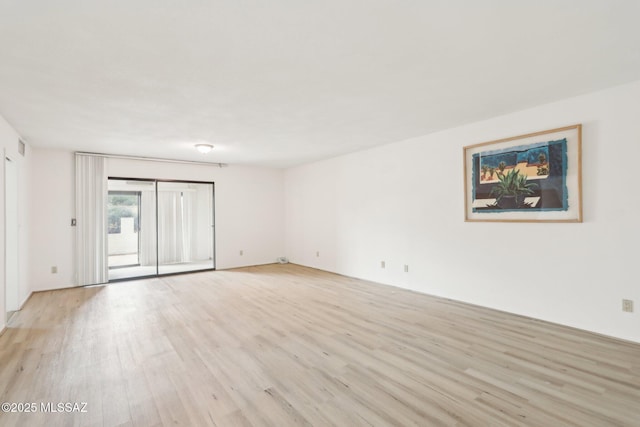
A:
107 179 157 280
157 181 215 275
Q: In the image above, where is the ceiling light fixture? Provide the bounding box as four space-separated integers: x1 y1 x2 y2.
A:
195 143 214 154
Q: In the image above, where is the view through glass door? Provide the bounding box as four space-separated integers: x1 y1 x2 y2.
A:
108 191 140 267
107 178 215 281
108 179 157 280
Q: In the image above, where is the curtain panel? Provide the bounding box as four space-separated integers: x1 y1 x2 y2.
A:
157 190 198 264
139 190 157 267
75 154 108 285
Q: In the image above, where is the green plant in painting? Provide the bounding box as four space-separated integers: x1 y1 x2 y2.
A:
488 167 496 179
490 168 537 208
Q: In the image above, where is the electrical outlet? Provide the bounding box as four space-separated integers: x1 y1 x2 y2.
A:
51 266 58 274
316 251 320 257
381 261 385 268
404 264 409 273
622 299 634 313
239 250 243 256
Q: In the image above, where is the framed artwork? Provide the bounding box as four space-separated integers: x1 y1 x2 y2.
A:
464 124 582 222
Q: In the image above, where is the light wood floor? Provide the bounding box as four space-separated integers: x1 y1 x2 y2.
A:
1 264 639 427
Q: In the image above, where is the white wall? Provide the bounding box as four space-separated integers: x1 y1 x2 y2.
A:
28 151 285 291
0 113 31 332
285 79 640 343
29 149 74 291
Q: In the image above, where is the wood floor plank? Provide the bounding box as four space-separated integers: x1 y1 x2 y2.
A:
0 263 639 426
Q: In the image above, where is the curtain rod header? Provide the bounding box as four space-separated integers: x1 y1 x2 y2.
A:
75 152 228 168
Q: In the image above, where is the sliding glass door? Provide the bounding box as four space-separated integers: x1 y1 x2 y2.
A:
157 181 214 275
107 178 214 281
108 179 157 280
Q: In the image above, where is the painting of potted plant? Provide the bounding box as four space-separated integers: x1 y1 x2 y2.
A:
490 168 538 209
464 124 582 222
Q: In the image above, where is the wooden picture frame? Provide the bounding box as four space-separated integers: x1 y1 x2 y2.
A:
464 124 582 222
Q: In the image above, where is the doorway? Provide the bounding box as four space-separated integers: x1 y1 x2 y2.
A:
107 179 156 280
5 156 19 320
107 178 215 281
107 191 141 268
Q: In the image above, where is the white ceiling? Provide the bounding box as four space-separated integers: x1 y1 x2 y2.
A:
0 1 639 168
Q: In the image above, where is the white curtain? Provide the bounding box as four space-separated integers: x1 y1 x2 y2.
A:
180 191 197 262
75 154 108 285
158 191 179 264
138 190 157 266
157 190 197 264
